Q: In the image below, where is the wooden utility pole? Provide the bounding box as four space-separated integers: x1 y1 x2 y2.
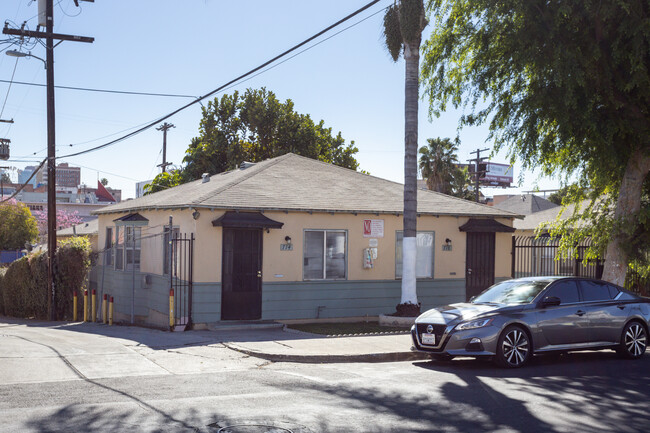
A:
468 147 490 203
156 122 175 173
3 0 93 321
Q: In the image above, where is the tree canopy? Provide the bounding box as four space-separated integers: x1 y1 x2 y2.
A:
0 199 38 250
419 137 473 200
145 88 360 195
421 1 650 285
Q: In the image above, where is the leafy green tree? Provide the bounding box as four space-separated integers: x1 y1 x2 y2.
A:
0 199 39 250
421 1 650 286
181 88 359 182
144 169 183 196
383 0 428 315
100 178 109 186
1 172 10 184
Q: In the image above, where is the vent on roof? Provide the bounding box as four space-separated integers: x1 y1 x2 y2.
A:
240 161 256 169
202 173 210 183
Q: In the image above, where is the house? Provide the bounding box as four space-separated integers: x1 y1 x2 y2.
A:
56 219 99 252
493 193 558 215
93 153 520 328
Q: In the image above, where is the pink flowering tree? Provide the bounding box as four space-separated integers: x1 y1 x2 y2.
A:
34 208 83 241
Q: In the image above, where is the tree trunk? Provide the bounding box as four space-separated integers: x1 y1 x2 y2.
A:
601 148 650 286
400 40 420 306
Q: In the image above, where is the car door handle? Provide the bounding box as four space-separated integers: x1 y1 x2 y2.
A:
617 304 626 310
575 310 586 316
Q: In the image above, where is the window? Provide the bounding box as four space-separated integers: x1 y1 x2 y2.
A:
115 226 124 270
163 226 180 275
303 230 347 280
104 227 114 266
395 231 434 279
579 280 612 302
125 226 141 271
543 280 580 304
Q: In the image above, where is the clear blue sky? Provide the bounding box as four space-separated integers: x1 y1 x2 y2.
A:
0 0 561 199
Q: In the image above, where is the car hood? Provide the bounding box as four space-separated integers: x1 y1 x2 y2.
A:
415 303 508 326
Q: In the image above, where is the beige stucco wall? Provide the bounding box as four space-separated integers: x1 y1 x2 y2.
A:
98 210 515 284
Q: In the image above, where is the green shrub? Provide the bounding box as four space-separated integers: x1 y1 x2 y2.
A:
1 237 91 320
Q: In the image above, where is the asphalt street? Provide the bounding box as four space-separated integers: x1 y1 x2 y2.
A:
1 319 649 433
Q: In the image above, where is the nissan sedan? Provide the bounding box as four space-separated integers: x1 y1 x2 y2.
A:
411 277 649 368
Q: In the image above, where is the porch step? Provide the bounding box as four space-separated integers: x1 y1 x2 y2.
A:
207 320 284 332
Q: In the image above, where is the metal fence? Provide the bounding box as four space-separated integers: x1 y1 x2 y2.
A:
170 232 194 329
512 236 649 297
512 236 603 280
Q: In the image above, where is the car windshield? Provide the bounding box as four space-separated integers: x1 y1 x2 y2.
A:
472 280 551 305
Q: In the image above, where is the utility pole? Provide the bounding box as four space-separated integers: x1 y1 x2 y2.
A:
468 147 490 203
3 0 93 321
156 123 175 173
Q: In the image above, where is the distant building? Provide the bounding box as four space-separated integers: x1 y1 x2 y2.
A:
18 166 39 186
55 163 81 188
493 194 558 215
136 180 153 198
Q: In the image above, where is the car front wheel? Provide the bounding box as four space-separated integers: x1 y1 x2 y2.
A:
495 326 531 368
618 321 647 359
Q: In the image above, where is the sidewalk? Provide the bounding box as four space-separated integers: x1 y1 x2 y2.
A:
220 327 430 363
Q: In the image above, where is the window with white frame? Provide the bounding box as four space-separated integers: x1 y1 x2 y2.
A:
163 226 180 275
115 226 124 270
125 226 141 271
104 227 113 266
303 230 347 280
395 231 435 279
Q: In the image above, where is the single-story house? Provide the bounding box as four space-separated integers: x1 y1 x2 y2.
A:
56 219 99 252
94 153 520 328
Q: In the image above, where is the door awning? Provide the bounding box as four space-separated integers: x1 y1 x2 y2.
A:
212 211 284 229
113 213 149 226
459 218 515 233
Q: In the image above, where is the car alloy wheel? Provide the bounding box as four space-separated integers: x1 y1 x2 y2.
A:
619 322 647 359
496 326 531 368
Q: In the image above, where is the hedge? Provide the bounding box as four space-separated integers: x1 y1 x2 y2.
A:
0 237 91 320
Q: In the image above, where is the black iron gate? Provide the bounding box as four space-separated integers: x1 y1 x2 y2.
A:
170 233 194 329
511 236 603 279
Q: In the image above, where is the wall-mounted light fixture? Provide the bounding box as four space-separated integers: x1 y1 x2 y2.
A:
192 209 200 220
285 235 292 245
445 238 452 246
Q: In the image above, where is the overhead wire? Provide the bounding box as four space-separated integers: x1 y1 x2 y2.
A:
56 0 382 160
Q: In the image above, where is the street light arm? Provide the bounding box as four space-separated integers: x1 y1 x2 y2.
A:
5 50 47 69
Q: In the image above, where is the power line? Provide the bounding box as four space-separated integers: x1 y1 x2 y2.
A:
56 0 382 160
0 78 198 98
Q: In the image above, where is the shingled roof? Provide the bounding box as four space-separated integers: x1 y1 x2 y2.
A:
95 153 520 218
494 194 558 215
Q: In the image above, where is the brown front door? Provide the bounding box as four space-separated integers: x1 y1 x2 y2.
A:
221 228 262 320
465 232 495 301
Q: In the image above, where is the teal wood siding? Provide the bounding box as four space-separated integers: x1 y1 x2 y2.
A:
92 266 221 326
93 265 465 324
261 279 466 320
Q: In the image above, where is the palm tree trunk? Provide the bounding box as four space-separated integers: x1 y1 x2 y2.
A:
601 148 650 286
401 40 420 306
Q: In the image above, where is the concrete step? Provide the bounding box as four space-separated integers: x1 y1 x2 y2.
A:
206 320 284 332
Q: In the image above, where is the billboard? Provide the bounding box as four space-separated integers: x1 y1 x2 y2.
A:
482 163 514 187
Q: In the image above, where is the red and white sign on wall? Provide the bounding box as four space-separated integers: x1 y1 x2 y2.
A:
363 219 384 238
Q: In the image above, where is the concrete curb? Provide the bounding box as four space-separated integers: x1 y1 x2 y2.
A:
222 342 431 364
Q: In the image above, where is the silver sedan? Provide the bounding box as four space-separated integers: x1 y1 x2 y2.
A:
411 277 650 368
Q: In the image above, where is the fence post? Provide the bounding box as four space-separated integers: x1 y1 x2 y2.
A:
92 289 97 322
109 296 114 326
511 236 516 278
73 291 78 321
102 294 108 324
83 290 88 322
169 289 174 331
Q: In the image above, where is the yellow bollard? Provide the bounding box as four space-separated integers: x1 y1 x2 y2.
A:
102 294 108 324
169 289 174 330
83 290 88 322
91 289 97 323
109 296 114 326
73 291 78 322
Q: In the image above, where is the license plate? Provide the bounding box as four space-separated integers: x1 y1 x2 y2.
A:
422 333 436 345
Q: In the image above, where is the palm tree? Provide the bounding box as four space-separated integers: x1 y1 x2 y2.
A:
419 138 459 194
383 0 427 315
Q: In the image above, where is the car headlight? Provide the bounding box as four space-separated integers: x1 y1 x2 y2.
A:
455 318 493 331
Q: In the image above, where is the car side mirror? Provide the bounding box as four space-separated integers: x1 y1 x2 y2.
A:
469 296 476 302
541 296 561 308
